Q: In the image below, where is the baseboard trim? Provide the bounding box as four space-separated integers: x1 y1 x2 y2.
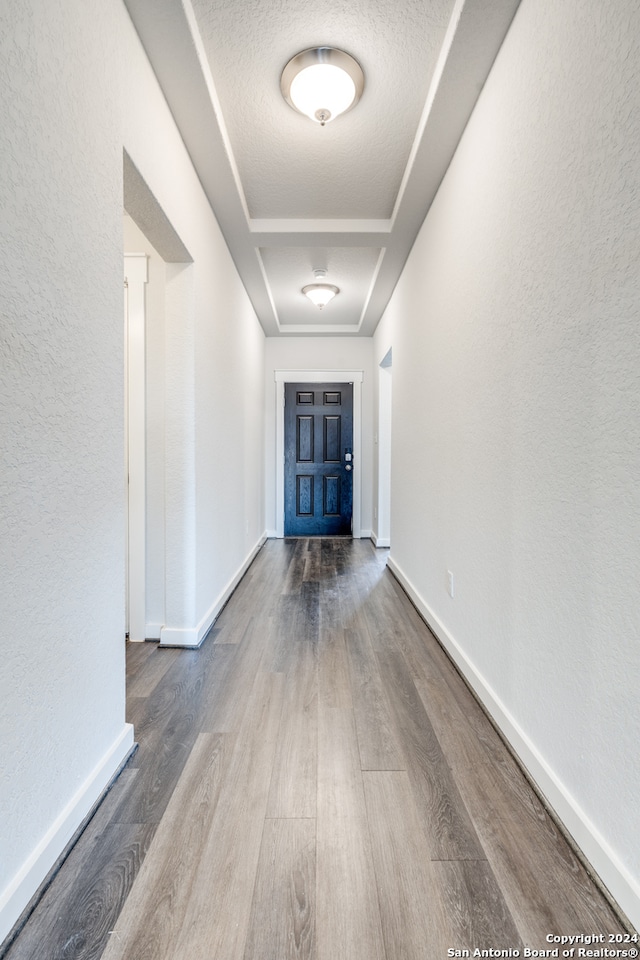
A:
0 723 135 948
159 535 267 648
145 622 163 640
371 533 390 548
386 555 640 933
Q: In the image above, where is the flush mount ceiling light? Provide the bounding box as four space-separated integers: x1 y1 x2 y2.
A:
281 47 364 125
302 269 340 309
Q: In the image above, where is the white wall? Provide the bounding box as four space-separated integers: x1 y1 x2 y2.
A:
193 264 266 631
264 337 374 537
0 0 265 943
0 0 131 941
121 12 266 651
375 0 640 928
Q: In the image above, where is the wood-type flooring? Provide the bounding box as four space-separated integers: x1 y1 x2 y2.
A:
4 538 631 960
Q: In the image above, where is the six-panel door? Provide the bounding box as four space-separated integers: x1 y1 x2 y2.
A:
284 382 354 536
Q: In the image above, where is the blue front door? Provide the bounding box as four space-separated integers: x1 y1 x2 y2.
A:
284 382 353 536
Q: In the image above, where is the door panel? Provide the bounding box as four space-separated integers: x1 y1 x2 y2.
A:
297 416 314 462
323 474 341 516
323 416 341 462
285 382 353 536
296 474 314 516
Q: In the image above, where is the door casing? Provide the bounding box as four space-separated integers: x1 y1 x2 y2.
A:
124 253 148 642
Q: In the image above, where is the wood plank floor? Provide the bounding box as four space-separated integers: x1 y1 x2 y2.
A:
4 538 632 960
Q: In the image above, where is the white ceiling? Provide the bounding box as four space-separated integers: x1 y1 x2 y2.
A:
123 0 522 336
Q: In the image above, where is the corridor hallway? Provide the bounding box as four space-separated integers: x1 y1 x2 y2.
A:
6 539 629 959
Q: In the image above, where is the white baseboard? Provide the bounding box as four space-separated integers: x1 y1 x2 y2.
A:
157 626 201 647
387 555 640 932
159 535 267 648
145 622 163 640
371 533 390 548
265 529 279 539
358 528 373 540
0 723 135 947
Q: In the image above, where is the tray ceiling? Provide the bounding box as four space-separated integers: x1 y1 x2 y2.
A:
123 0 522 335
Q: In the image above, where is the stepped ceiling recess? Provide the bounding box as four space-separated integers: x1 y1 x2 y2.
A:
123 0 521 336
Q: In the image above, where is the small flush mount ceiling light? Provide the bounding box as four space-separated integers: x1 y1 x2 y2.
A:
302 269 340 309
281 47 364 125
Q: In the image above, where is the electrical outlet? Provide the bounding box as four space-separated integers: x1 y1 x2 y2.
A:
447 570 454 598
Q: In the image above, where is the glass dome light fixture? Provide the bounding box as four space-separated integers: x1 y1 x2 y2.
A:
281 47 365 126
302 269 340 309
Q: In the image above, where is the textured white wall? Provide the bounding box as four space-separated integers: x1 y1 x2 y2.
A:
118 23 265 642
163 263 198 636
376 0 640 925
1 0 265 940
120 22 266 642
193 262 266 624
264 337 374 536
0 0 131 939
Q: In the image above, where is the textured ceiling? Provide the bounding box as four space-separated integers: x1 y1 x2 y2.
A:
191 0 452 219
123 0 523 335
261 246 383 328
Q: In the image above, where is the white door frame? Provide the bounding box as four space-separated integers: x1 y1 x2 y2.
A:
275 369 364 538
375 349 392 547
124 254 148 641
